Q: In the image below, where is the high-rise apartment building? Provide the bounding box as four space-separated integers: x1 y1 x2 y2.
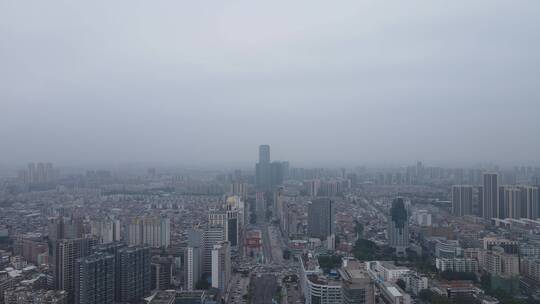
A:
230 182 248 200
52 238 98 302
452 185 473 216
127 216 170 248
521 186 539 219
90 217 121 244
48 216 84 243
116 246 152 303
24 162 57 184
501 187 522 219
483 173 499 219
307 198 334 240
151 256 173 291
306 179 321 198
388 198 409 256
75 252 115 304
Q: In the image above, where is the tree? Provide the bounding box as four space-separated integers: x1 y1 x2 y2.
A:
353 238 377 261
481 273 491 292
432 295 452 304
396 279 406 290
440 271 477 282
419 289 434 302
195 277 211 290
317 255 342 271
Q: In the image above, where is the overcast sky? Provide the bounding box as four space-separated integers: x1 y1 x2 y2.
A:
1 1 539 168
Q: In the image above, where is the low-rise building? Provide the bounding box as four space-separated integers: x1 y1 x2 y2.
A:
482 249 519 277
339 259 375 304
431 280 475 302
521 258 540 282
379 281 411 304
436 258 478 273
366 261 409 283
299 254 342 304
4 287 67 304
404 272 428 296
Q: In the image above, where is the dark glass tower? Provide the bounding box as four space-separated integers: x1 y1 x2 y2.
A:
75 252 115 304
388 198 409 256
307 198 334 240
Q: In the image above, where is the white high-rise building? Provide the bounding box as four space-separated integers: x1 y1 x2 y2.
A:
127 216 170 248
185 229 203 291
211 241 231 292
203 226 224 274
186 247 201 290
91 217 121 244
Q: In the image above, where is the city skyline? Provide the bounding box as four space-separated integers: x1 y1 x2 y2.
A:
1 1 539 166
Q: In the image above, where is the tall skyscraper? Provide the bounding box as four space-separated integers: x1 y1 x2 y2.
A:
388 198 409 256
75 252 115 304
255 145 272 191
307 198 334 240
452 185 473 216
127 216 170 248
208 209 238 248
259 145 270 164
482 173 499 219
116 246 151 303
203 225 225 275
226 210 239 248
211 241 231 293
270 161 286 186
52 238 98 302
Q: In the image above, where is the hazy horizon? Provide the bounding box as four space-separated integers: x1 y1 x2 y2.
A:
1 1 539 167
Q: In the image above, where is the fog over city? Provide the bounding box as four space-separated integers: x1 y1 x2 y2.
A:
1 0 539 168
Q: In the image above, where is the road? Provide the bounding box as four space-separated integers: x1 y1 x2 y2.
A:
261 222 273 263
250 274 278 304
227 272 249 304
233 215 302 304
